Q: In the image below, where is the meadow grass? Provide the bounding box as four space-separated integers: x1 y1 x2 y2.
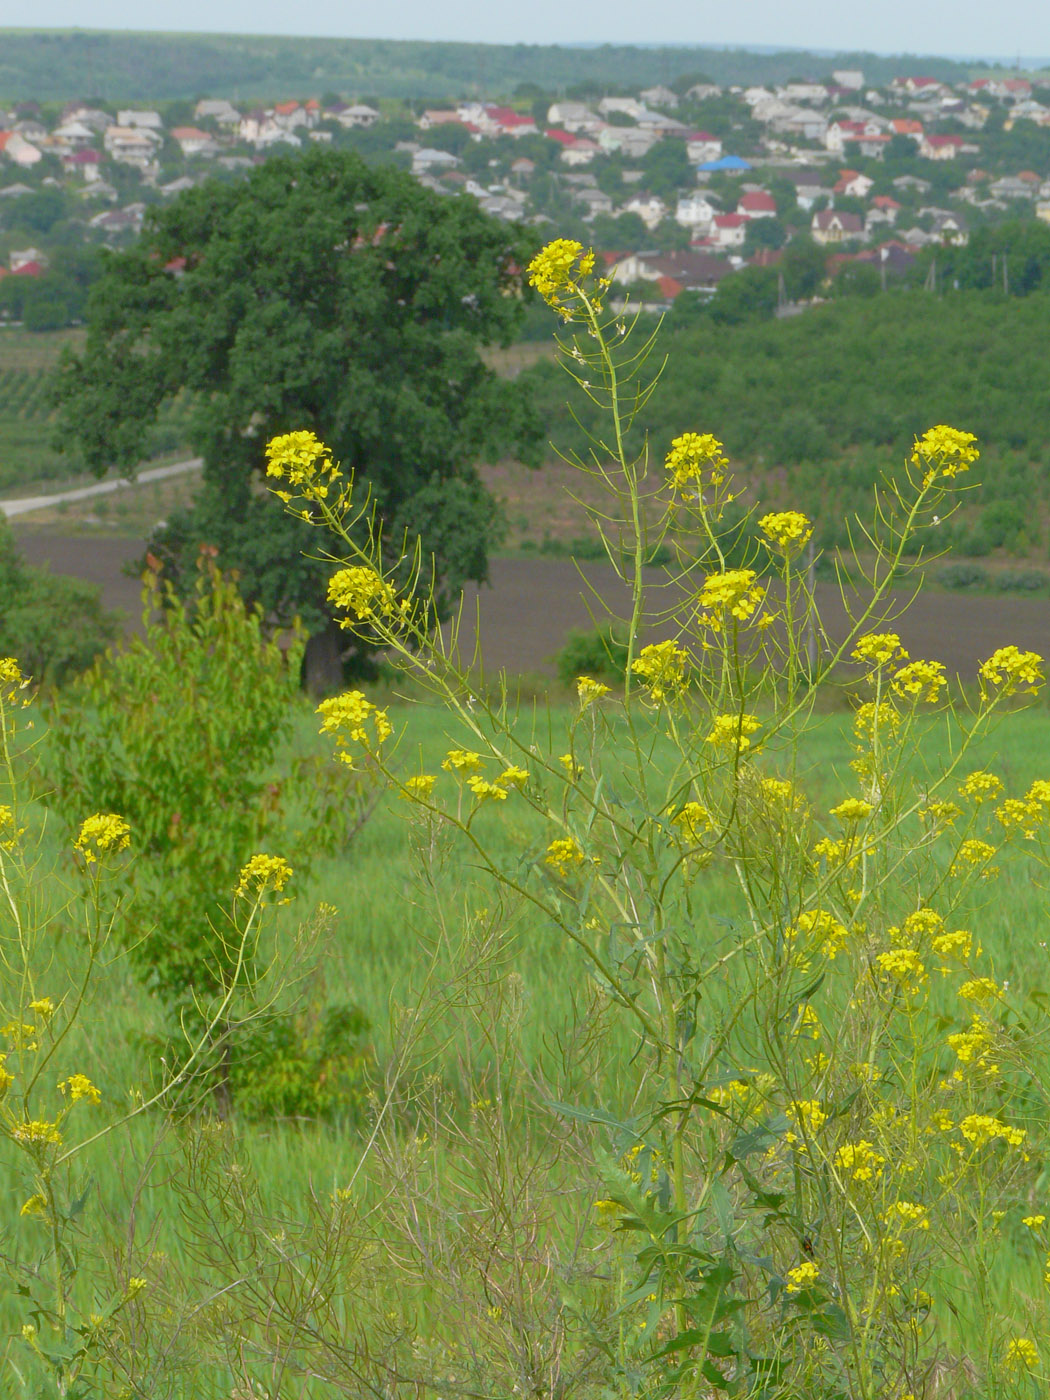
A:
6 693 1050 1393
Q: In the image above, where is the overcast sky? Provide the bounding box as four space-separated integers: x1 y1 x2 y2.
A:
13 0 1050 63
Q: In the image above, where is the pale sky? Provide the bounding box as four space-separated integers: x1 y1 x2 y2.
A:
11 0 1050 62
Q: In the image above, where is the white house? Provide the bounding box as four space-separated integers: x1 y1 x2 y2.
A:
598 97 644 119
546 102 600 133
623 192 667 229
117 109 163 129
675 191 719 230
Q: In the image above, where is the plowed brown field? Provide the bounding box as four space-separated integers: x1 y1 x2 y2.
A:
16 532 1050 683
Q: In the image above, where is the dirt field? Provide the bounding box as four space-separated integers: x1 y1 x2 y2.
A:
15 531 1050 683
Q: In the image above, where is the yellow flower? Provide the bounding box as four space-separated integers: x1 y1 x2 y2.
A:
593 1198 624 1226
327 566 398 624
919 799 961 827
698 569 766 629
912 424 979 484
1003 1337 1039 1369
834 1140 886 1183
441 749 483 774
951 841 1000 880
576 675 610 708
1023 1215 1046 1229
948 1016 994 1068
402 774 437 801
527 239 598 316
790 909 850 958
852 632 908 667
957 1114 1025 1149
812 836 846 866
0 1059 13 1097
959 770 1003 802
466 776 509 803
317 691 393 764
264 430 341 500
11 1119 62 1147
630 641 689 702
785 1261 819 1294
931 928 972 962
830 797 873 823
891 659 947 704
876 947 926 993
74 814 131 864
979 645 1044 698
758 510 813 556
235 854 293 900
58 1073 101 1106
958 977 1000 1005
852 700 901 747
786 1099 827 1136
665 432 730 493
27 998 54 1020
705 713 761 752
544 838 586 878
0 657 31 706
882 1200 929 1230
1027 779 1050 808
499 766 529 789
0 805 19 851
20 1193 47 1217
672 801 712 844
558 752 583 779
995 799 1039 839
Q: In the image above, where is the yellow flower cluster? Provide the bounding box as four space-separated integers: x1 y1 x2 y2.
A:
58 1073 101 1106
11 1119 62 1147
665 432 729 494
0 804 21 852
785 1261 819 1294
442 749 482 773
466 776 509 803
0 657 30 706
919 799 961 827
958 976 1000 1005
758 510 813 556
876 947 926 993
265 430 341 503
979 645 1044 698
698 569 766 630
950 838 998 877
947 1017 996 1076
327 567 398 624
1004 1338 1039 1370
630 641 689 702
786 1099 827 1139
882 1200 929 1230
852 632 907 668
527 239 600 318
235 853 293 900
852 700 901 746
959 770 1003 802
830 797 873 824
891 659 947 704
957 1113 1025 1149
74 814 131 864
834 1139 886 1183
790 909 850 958
672 801 711 844
403 774 436 801
576 675 610 708
706 713 761 753
316 691 393 765
544 837 587 878
931 928 972 962
911 424 979 485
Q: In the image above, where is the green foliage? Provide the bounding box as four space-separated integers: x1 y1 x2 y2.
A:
0 31 979 104
54 148 541 666
0 515 116 683
230 995 373 1123
554 623 630 687
43 558 312 1008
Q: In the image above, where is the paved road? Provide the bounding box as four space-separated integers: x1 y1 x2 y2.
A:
0 457 202 518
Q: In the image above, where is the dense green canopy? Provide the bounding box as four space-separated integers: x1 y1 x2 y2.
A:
55 149 541 677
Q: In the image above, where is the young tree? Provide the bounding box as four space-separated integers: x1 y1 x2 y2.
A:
53 148 542 686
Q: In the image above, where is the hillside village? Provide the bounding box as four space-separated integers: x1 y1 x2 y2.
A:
4 66 1050 322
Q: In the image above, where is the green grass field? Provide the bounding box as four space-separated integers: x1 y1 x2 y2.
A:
7 692 1050 1392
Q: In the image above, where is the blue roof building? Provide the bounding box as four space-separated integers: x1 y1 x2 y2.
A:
698 155 753 172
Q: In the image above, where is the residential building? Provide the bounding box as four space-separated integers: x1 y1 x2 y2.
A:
920 133 963 160
812 209 865 244
686 132 723 164
675 191 719 229
710 212 748 248
737 190 777 218
337 104 381 129
170 127 217 158
639 85 679 109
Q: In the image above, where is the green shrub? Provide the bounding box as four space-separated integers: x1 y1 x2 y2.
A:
553 623 630 686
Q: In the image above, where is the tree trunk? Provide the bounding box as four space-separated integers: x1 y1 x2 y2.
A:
303 622 345 697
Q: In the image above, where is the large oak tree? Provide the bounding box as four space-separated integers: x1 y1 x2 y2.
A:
55 148 541 685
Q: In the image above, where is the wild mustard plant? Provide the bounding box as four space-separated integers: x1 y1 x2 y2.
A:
267 240 1050 1398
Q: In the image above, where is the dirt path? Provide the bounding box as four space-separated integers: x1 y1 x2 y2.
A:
0 458 202 520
